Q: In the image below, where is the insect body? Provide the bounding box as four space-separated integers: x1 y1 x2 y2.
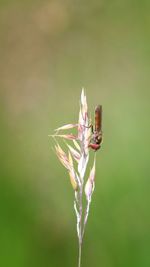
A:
89 105 103 151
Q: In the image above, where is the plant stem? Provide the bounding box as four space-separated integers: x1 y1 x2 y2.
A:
78 183 83 267
78 240 82 267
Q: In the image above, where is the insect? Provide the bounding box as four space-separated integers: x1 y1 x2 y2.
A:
89 105 103 151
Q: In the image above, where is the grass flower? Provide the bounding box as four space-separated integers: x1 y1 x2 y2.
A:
50 89 102 267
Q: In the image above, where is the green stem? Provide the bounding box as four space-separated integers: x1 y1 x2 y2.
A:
78 184 83 267
78 239 82 267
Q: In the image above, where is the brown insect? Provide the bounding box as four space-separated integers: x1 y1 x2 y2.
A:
89 105 103 151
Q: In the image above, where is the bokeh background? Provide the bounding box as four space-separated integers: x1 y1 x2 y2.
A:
0 1 150 266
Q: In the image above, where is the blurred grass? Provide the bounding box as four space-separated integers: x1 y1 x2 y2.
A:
0 0 150 266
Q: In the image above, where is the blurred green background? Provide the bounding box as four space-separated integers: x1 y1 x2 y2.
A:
0 1 150 266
